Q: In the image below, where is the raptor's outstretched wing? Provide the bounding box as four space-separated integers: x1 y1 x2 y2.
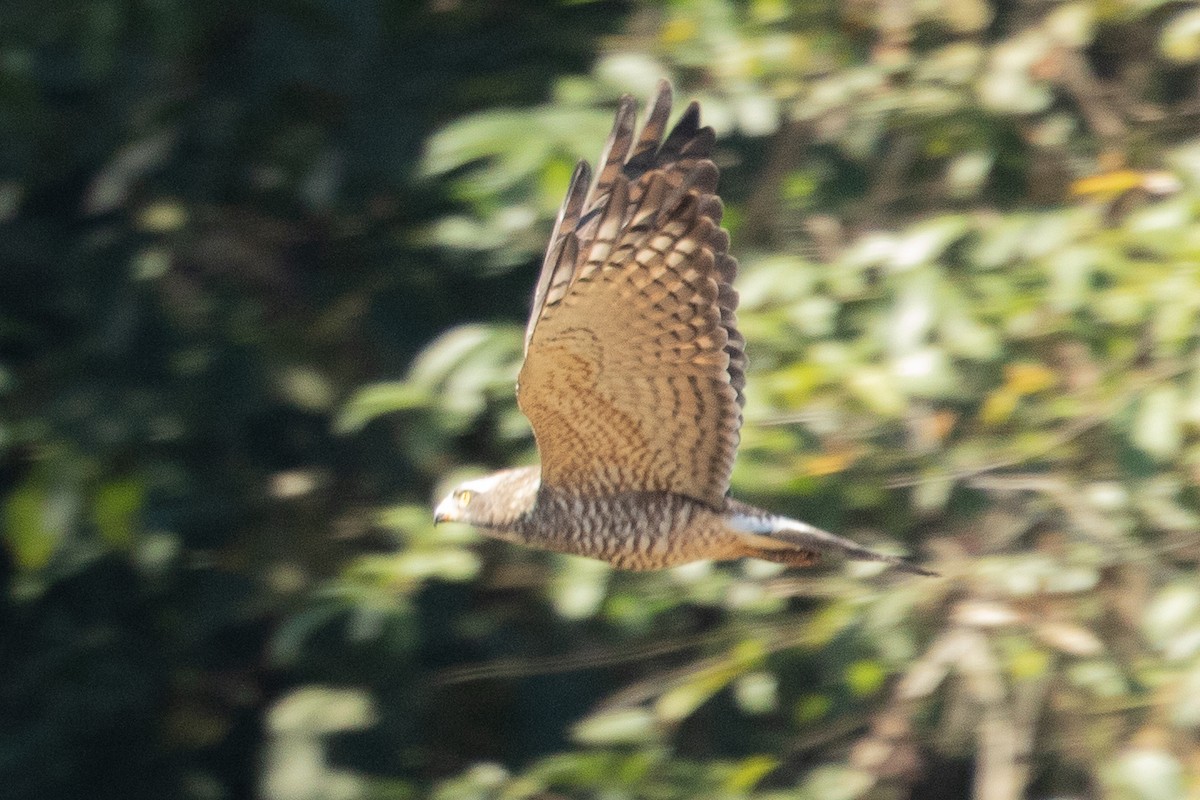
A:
517 80 746 509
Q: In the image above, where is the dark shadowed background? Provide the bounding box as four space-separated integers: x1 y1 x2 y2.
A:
3 1 1200 799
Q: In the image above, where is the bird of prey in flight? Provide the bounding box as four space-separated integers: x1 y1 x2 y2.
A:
435 80 932 576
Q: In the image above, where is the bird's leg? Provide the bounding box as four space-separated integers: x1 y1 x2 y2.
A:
725 500 936 576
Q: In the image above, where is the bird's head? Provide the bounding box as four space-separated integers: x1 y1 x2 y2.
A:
433 467 540 529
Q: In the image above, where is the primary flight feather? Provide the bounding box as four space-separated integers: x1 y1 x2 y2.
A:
434 80 932 576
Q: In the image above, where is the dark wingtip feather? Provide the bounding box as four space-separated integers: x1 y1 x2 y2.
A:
562 160 592 220
659 102 703 159
524 159 593 351
624 81 676 176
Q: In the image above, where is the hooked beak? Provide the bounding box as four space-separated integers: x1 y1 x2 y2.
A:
432 494 456 526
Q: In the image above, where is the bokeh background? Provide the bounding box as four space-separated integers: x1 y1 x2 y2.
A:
5 1 1200 798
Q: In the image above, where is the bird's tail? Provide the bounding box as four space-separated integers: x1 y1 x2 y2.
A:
728 504 936 576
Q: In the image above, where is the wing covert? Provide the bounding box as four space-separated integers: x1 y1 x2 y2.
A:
518 80 746 509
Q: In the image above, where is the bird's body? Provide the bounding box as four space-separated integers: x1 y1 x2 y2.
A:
434 81 932 576
450 467 747 569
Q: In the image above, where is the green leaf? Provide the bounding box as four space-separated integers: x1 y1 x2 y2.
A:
799 765 874 800
421 110 540 178
733 672 779 715
1066 659 1130 698
1048 245 1098 312
845 659 887 696
1144 583 1200 648
334 382 428 434
3 478 60 570
570 708 659 746
794 693 832 724
655 639 766 723
409 326 494 388
846 366 906 416
549 556 611 620
655 663 741 724
723 755 779 793
887 215 970 272
1160 9 1200 63
92 476 143 549
269 602 349 666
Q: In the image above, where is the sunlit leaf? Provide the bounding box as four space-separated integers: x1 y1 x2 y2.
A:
549 556 611 620
655 640 765 723
1133 385 1183 461
794 693 832 724
1144 583 1200 649
3 478 63 571
1170 663 1200 729
334 381 428 434
421 110 546 178
845 659 886 696
1035 621 1103 656
1104 747 1185 800
571 708 659 746
733 672 778 715
724 755 779 793
1067 659 1130 698
1160 8 1200 62
798 764 875 800
887 216 970 272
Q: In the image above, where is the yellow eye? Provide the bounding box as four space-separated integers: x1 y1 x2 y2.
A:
457 490 474 507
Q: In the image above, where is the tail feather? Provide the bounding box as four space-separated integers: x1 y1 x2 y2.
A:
749 545 821 569
727 504 936 577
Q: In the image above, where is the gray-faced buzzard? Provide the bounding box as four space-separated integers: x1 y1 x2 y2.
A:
435 80 932 576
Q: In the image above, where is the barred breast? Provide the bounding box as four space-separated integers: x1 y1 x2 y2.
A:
517 487 747 570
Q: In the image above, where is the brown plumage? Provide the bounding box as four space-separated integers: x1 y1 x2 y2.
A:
434 81 932 576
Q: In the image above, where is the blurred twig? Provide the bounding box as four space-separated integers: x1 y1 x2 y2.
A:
431 628 725 686
886 411 1106 489
742 117 811 246
1051 47 1127 144
886 360 1190 490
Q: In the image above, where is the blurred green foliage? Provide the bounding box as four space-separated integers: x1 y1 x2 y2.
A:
5 1 1200 799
